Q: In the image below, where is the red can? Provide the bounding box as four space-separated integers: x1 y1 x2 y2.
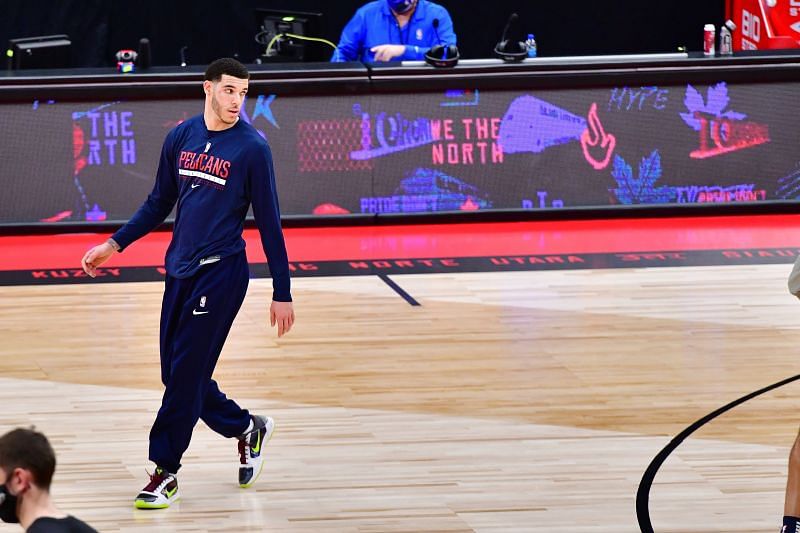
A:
704 24 716 56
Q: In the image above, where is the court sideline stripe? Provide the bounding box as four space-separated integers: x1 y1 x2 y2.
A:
636 373 800 532
377 274 421 306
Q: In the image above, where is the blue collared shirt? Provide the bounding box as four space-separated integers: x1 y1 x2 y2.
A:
332 0 457 62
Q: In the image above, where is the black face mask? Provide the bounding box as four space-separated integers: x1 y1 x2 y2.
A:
0 484 19 523
388 0 416 14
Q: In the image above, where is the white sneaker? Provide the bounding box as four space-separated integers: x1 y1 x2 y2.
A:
134 467 179 509
238 415 274 488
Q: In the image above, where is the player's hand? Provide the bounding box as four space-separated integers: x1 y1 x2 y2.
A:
270 300 295 338
370 44 406 62
81 242 116 278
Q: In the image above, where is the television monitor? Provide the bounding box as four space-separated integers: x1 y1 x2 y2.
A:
6 35 71 70
254 9 327 62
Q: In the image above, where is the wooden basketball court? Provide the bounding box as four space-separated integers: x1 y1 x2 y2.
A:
1 216 799 532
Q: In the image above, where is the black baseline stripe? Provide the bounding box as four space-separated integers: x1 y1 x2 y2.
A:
4 248 800 286
377 274 421 306
637 373 800 533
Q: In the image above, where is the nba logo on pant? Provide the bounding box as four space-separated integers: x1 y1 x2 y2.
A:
192 296 209 316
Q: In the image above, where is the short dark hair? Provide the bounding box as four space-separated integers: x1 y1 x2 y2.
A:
0 428 56 490
204 58 249 82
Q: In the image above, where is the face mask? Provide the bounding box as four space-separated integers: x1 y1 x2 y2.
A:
0 485 19 523
388 0 416 13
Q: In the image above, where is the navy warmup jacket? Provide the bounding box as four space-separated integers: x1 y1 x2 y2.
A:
112 115 291 302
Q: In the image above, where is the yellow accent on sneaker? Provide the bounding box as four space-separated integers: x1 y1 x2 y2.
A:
134 496 179 510
252 429 263 454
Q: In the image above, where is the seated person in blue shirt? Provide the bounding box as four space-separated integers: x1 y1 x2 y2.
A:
332 0 457 62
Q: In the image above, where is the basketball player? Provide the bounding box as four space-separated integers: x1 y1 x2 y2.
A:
80 58 294 509
0 428 97 532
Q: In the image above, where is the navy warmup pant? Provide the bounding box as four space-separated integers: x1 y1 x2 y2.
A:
149 251 252 473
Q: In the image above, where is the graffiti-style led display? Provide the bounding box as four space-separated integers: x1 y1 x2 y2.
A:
2 80 798 224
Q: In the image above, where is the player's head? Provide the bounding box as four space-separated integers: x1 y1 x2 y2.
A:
203 58 250 125
0 428 56 523
387 0 417 14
